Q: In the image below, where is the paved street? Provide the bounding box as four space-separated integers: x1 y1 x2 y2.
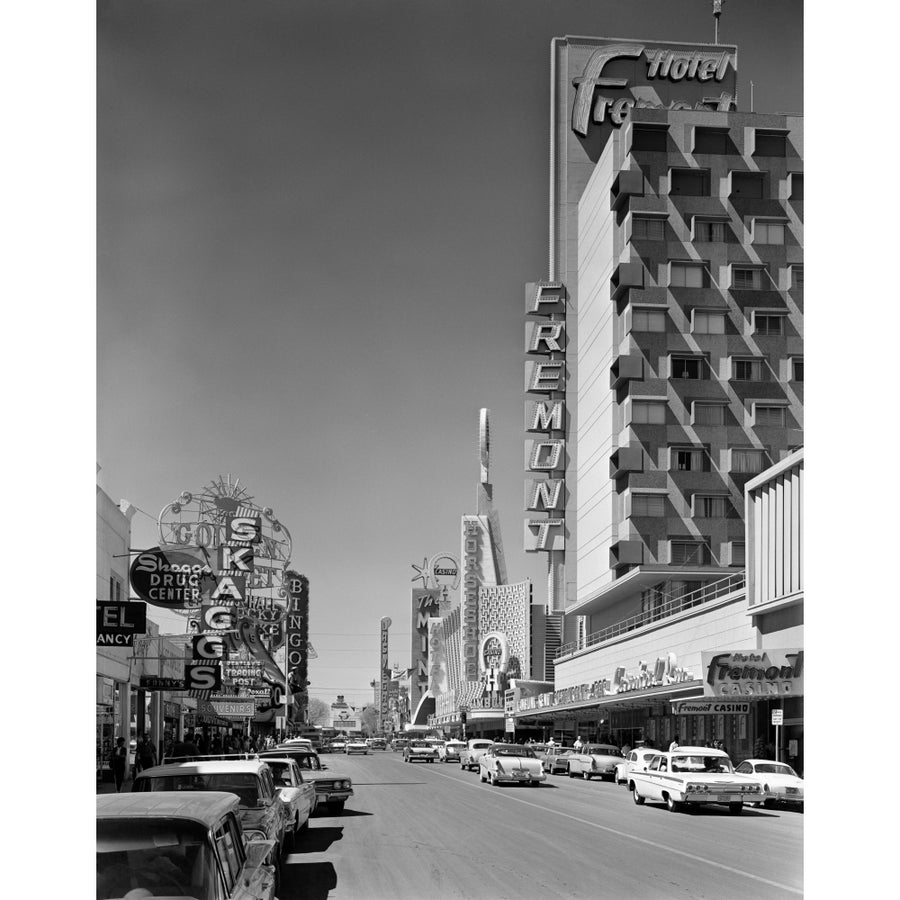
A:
281 751 803 900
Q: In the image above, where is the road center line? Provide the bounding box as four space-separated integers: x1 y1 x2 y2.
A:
425 765 802 896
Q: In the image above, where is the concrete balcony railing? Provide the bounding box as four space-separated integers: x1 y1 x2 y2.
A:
555 571 746 661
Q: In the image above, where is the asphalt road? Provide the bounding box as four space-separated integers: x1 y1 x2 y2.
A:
279 750 803 900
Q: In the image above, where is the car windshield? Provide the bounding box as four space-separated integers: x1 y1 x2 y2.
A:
140 773 260 806
410 741 429 748
671 754 734 773
586 746 622 757
754 763 798 776
493 747 536 758
97 819 218 900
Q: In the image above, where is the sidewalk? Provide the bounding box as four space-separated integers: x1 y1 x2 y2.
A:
97 776 134 794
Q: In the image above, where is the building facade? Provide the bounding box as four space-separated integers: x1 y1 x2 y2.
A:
514 36 802 766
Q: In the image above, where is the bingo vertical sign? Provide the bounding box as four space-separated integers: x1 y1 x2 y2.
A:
283 571 309 724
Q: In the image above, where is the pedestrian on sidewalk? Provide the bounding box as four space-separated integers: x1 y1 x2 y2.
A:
136 735 157 773
574 736 584 752
668 734 680 751
109 737 128 792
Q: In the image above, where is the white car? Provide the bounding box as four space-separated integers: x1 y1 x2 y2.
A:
630 746 764 814
437 739 466 763
567 743 624 781
479 744 546 786
735 759 804 808
459 739 494 772
615 748 660 785
345 740 369 755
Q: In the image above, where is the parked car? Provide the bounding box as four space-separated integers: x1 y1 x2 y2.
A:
283 737 314 751
735 759 804 808
259 747 354 813
630 746 764 814
404 739 439 763
391 738 409 753
459 739 494 772
478 744 546 786
567 743 624 781
437 739 466 763
131 759 289 880
345 739 369 755
258 756 317 846
541 746 574 774
615 747 660 785
97 791 277 900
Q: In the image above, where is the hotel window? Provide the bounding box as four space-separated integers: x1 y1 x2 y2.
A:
670 168 710 196
754 405 787 427
671 356 707 380
753 221 785 245
631 308 667 333
694 219 728 242
692 310 725 334
693 495 730 518
631 401 666 425
731 448 767 474
790 266 804 291
753 130 787 157
732 358 765 382
631 126 668 152
670 262 707 288
693 128 729 154
754 313 785 336
790 173 804 200
730 172 764 199
671 446 710 472
670 540 711 565
792 358 804 382
731 542 746 566
631 494 666 517
631 216 665 241
693 403 726 426
731 266 763 290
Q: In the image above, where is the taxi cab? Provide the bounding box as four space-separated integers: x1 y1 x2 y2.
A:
97 791 277 900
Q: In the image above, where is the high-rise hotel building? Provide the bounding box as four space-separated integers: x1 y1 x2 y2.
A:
518 36 802 760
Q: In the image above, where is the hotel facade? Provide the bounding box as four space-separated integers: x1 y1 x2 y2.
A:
516 35 803 769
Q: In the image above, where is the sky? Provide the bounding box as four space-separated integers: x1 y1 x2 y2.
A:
95 0 804 707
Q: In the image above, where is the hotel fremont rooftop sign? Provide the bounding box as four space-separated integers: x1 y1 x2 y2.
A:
555 36 737 148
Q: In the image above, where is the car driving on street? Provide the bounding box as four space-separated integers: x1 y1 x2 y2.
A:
478 744 546 786
629 746 765 814
566 743 624 781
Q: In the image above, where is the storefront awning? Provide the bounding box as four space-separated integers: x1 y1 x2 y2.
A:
515 681 705 719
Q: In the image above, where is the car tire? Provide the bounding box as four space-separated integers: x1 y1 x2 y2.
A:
480 770 486 782
632 785 645 805
666 795 682 813
728 802 743 815
567 766 575 778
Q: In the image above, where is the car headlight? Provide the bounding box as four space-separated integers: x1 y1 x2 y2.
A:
333 781 342 789
342 780 351 789
243 829 267 842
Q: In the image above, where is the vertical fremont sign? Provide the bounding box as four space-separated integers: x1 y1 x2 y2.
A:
524 282 567 556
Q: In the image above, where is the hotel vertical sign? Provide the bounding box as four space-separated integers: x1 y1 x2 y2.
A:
525 282 567 558
379 616 391 731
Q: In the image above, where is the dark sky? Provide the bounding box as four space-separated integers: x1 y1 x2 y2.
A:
97 0 803 704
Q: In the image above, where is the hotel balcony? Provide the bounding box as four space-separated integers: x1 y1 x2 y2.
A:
609 539 643 570
555 572 746 663
610 445 643 479
610 353 642 389
610 261 644 301
611 169 644 210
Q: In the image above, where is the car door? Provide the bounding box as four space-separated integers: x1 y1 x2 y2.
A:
643 755 664 799
292 763 315 820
